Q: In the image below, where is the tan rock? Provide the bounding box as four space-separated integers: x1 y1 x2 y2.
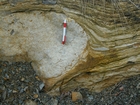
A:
12 90 18 93
33 94 38 99
21 77 25 82
72 92 83 102
0 0 140 95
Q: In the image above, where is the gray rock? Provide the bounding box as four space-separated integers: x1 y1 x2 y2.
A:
8 89 12 93
39 82 45 91
20 88 24 93
35 88 39 94
23 86 28 91
21 77 25 82
5 74 9 79
88 95 93 101
12 71 15 74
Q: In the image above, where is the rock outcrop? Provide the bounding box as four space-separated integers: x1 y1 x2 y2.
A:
0 0 140 95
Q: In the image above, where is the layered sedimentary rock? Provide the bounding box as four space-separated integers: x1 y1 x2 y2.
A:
0 0 140 95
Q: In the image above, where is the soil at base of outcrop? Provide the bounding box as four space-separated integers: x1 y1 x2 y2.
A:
0 61 140 105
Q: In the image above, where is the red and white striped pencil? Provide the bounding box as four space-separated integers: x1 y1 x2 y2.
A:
62 19 67 44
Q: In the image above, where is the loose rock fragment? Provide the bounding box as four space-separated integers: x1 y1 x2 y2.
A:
33 94 38 98
21 77 25 82
23 86 28 92
88 95 93 101
136 83 140 89
39 82 45 91
72 91 83 102
35 76 40 81
5 74 9 79
119 86 124 91
12 90 18 93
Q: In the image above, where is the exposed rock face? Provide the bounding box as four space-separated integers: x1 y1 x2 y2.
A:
0 11 87 78
0 0 140 95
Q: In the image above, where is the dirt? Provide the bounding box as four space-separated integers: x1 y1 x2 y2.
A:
0 61 140 105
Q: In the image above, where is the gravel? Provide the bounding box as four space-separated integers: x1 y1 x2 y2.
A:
0 61 140 105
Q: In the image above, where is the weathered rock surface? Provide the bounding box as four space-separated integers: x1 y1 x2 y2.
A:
0 0 140 95
0 11 87 78
0 0 88 94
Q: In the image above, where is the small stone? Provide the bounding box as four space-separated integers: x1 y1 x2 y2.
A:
12 71 15 74
13 90 18 93
35 88 39 94
130 86 133 88
8 89 12 93
19 67 22 71
20 89 24 93
72 91 83 102
39 83 45 91
130 94 133 98
23 86 28 91
5 74 9 79
35 76 40 81
25 100 37 105
33 94 38 98
88 95 93 101
101 97 104 101
21 77 25 81
119 86 124 91
137 83 140 89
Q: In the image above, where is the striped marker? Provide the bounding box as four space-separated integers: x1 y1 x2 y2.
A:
62 19 67 44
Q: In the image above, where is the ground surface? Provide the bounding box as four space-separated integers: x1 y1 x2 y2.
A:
0 61 140 105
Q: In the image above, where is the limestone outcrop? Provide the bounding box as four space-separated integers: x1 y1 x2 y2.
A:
0 0 140 95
